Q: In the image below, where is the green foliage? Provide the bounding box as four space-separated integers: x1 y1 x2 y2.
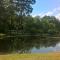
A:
10 0 36 16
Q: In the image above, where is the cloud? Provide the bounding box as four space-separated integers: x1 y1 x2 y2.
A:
55 14 60 20
32 7 60 20
39 11 53 17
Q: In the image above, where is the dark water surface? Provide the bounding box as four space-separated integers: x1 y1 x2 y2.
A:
0 36 60 53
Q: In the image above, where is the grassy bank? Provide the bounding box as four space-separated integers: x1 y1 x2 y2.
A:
0 53 60 60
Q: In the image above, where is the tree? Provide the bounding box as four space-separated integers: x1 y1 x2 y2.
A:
0 0 16 33
0 0 9 33
10 0 36 34
11 0 36 16
41 16 60 35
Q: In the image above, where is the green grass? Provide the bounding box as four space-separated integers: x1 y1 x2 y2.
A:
0 52 60 60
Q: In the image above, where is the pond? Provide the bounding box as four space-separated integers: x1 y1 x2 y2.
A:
0 36 60 53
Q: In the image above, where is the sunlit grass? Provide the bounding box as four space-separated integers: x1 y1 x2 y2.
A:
0 52 60 60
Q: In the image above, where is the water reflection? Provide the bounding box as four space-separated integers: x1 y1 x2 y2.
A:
31 43 60 53
0 36 60 53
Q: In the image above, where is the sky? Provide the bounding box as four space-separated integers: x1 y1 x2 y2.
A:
31 0 60 20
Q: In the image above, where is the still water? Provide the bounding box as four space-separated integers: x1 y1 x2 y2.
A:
31 42 60 53
0 36 60 53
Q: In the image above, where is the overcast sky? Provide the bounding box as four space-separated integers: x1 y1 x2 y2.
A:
31 0 60 19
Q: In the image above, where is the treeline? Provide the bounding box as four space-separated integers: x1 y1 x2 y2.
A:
23 16 60 36
0 15 60 36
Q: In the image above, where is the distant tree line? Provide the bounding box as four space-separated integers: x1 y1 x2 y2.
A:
0 15 60 36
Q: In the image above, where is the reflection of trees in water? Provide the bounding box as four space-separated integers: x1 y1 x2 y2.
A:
0 36 60 53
